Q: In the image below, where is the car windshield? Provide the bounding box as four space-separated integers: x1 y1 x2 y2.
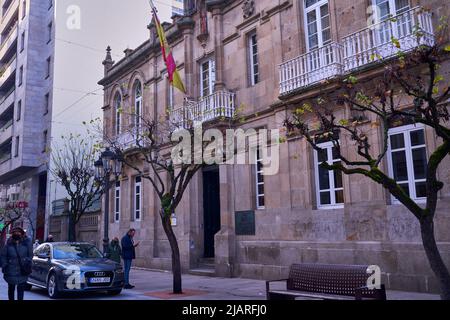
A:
53 244 103 260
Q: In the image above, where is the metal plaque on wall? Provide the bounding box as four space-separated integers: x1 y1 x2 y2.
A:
235 211 256 236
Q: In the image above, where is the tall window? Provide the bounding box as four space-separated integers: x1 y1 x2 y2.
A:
133 80 142 129
47 22 52 43
14 136 19 157
200 59 215 97
42 130 48 153
374 0 410 43
19 66 23 86
22 0 26 19
114 181 121 222
44 93 50 115
304 0 331 50
248 32 259 86
387 124 427 200
374 0 410 20
46 56 51 78
255 148 265 209
134 177 142 221
114 92 122 135
20 31 25 52
16 100 21 121
314 141 344 208
167 80 174 110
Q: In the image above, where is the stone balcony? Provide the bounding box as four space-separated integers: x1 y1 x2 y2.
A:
279 6 434 96
170 90 236 129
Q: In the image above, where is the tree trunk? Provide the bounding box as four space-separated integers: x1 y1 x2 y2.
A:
420 216 450 300
68 214 77 242
161 211 182 294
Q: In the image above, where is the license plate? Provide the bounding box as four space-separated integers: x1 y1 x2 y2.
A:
89 277 111 284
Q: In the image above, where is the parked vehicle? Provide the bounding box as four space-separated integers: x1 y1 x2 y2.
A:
27 242 124 298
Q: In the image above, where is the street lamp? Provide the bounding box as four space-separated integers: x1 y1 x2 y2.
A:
94 147 123 254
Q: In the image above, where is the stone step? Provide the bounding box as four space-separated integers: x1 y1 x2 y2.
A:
188 267 216 277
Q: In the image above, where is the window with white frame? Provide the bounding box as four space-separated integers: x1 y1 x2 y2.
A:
248 31 259 86
374 0 410 20
374 0 410 44
114 181 121 222
314 141 344 208
167 79 174 109
133 80 142 129
304 0 331 51
114 92 121 135
134 176 142 221
255 148 265 209
200 58 215 97
387 124 427 201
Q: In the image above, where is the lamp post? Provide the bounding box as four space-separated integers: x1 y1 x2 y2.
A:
95 147 123 254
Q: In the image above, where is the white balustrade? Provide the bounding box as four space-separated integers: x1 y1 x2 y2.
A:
279 42 343 95
279 7 434 95
170 91 235 128
343 6 434 72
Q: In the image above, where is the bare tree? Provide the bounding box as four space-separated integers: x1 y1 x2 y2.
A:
285 16 450 299
51 134 103 242
0 203 32 248
103 108 222 294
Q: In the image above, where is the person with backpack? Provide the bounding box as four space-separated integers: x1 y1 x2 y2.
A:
1 227 33 300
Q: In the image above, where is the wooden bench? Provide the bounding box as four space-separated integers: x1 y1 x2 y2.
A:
266 263 387 300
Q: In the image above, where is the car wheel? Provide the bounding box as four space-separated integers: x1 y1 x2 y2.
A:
107 289 122 296
47 273 61 299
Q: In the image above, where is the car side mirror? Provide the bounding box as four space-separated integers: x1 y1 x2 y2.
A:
37 253 50 259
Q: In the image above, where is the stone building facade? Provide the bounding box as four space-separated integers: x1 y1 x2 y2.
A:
99 0 450 293
48 198 101 247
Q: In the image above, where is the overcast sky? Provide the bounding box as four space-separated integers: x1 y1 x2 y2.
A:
49 0 173 201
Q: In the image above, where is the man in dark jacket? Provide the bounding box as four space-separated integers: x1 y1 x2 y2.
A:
1 227 33 300
121 229 139 289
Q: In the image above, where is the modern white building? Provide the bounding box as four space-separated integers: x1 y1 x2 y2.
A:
0 0 171 241
172 0 184 16
0 0 55 240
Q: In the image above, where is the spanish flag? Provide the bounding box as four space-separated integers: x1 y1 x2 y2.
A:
150 1 186 94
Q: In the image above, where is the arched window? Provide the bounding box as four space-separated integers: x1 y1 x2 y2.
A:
114 92 122 135
134 80 143 129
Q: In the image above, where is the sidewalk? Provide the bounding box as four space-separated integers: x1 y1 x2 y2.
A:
123 268 440 300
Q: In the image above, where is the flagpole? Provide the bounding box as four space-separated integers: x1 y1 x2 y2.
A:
148 0 157 12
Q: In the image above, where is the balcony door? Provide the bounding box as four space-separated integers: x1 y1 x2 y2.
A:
200 59 216 122
304 0 332 81
374 0 411 51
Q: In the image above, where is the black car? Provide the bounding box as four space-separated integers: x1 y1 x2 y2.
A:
27 242 124 299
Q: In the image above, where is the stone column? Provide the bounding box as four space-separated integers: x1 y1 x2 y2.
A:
177 15 195 98
215 164 236 277
207 1 226 91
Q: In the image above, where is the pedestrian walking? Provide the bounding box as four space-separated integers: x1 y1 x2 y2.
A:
1 227 33 301
107 237 122 264
121 229 139 289
33 240 40 251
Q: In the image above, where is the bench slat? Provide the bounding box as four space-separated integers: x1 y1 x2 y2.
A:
269 290 355 301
